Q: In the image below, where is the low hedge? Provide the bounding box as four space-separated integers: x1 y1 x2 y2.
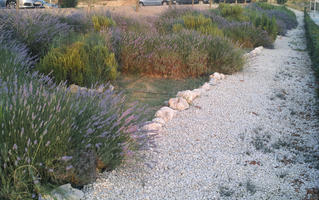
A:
304 11 319 74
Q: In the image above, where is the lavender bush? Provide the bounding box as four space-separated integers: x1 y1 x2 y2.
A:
0 10 72 58
119 30 244 78
247 3 297 36
223 23 273 48
0 39 150 199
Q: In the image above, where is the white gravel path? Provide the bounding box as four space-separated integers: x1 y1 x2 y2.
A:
83 10 319 200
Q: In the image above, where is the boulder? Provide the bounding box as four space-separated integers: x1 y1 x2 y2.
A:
79 87 87 93
192 88 204 95
155 107 177 122
220 73 226 80
176 90 200 104
69 84 79 93
152 118 166 125
201 83 210 91
142 122 163 132
168 97 189 111
210 72 221 80
43 184 84 200
250 46 263 57
96 86 104 93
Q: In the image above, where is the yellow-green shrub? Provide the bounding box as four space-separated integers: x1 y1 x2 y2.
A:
183 14 212 30
180 14 223 37
92 15 116 32
219 4 248 22
172 23 184 33
37 33 118 86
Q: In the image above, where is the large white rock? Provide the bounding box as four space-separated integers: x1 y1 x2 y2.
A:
155 107 177 122
43 184 84 200
176 90 200 104
201 82 210 91
192 88 204 95
152 117 166 125
142 122 162 132
96 86 104 93
210 72 221 80
168 97 189 111
69 84 79 93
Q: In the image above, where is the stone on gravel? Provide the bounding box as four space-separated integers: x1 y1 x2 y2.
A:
44 184 84 200
168 97 189 111
176 90 200 104
96 86 104 93
155 107 177 122
192 88 204 95
69 84 79 93
200 82 210 91
152 118 166 125
142 122 163 132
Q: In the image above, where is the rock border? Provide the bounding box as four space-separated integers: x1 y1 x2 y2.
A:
141 46 264 136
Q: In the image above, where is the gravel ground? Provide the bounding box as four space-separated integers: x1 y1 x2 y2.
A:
83 10 319 200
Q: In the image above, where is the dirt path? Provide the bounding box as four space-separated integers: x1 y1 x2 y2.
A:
83 10 319 200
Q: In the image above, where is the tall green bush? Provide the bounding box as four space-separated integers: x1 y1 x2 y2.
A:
219 4 248 22
176 14 224 37
37 33 118 87
223 24 273 48
304 11 319 73
92 15 116 32
250 12 278 40
119 30 243 78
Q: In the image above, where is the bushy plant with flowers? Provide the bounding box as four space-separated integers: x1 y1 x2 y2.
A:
223 23 273 48
0 10 72 58
0 38 150 199
218 3 249 22
119 30 243 78
247 3 297 36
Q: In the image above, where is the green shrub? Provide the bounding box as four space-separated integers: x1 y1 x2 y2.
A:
304 11 319 74
0 39 148 200
58 0 78 8
223 24 273 48
219 4 248 22
119 30 244 78
183 14 212 30
172 23 184 32
178 14 224 37
0 10 71 58
250 13 278 40
255 2 275 10
92 15 116 32
37 33 118 87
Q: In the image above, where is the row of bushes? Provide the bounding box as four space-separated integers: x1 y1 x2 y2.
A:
0 4 297 87
0 36 150 199
304 11 319 77
0 4 299 199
